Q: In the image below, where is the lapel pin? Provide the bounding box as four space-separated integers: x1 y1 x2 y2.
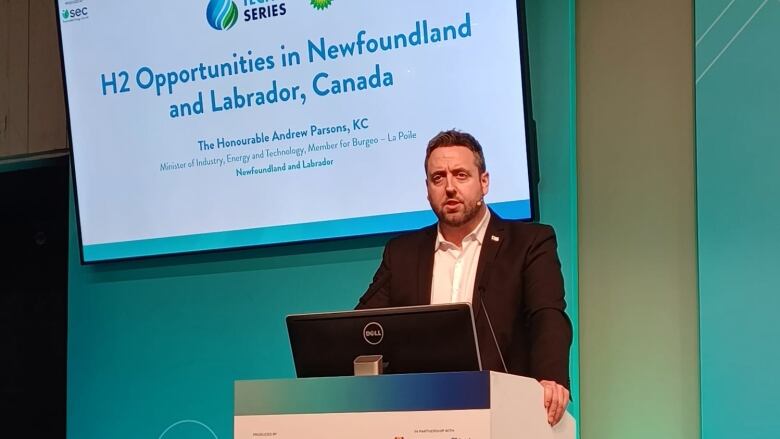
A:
491 235 500 242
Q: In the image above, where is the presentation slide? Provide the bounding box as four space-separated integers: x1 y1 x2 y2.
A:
58 0 532 262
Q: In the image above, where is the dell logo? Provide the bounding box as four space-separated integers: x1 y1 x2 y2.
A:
363 322 384 345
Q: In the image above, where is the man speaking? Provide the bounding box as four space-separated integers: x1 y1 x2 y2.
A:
356 130 572 425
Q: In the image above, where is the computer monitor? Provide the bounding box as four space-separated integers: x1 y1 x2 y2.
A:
286 304 482 378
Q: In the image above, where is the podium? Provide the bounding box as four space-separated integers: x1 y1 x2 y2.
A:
235 371 575 438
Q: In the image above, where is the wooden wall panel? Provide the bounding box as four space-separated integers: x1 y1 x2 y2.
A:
0 0 30 157
28 0 66 152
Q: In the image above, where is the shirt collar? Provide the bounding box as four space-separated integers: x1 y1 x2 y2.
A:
435 208 491 250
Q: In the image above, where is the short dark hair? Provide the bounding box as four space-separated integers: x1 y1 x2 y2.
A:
424 130 486 174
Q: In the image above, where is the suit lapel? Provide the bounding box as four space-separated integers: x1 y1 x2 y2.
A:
472 212 505 319
416 226 437 305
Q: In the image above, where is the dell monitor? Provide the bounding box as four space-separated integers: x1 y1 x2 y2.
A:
286 303 481 378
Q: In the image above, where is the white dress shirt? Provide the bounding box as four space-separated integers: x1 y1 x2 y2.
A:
430 209 491 304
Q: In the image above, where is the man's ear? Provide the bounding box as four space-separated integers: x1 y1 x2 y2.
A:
481 172 490 196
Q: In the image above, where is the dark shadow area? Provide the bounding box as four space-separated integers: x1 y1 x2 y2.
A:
0 155 69 437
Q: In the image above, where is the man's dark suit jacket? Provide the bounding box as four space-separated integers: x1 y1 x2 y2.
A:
356 212 572 389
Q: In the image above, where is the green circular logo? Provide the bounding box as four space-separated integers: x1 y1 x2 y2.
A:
206 0 239 31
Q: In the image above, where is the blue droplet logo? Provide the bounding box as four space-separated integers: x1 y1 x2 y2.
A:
206 0 239 31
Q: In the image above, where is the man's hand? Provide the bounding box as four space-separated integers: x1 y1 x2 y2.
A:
539 380 569 426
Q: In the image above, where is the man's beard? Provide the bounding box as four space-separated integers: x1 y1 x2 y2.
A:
435 199 481 228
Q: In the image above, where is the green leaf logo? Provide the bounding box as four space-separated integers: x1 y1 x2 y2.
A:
62 9 70 19
310 0 333 10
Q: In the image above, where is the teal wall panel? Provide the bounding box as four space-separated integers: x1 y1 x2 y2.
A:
66 3 578 438
526 0 579 423
696 0 780 437
67 199 386 438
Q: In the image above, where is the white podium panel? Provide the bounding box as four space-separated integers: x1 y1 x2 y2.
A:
235 371 575 439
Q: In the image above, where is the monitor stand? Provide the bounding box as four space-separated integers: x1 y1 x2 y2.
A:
353 355 383 376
